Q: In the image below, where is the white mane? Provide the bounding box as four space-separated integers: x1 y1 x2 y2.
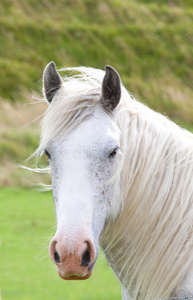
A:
37 66 193 300
102 87 193 299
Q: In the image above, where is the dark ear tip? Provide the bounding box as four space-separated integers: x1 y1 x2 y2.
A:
105 65 115 72
49 61 56 68
101 65 121 111
43 61 62 103
105 65 111 70
105 65 120 79
43 61 56 74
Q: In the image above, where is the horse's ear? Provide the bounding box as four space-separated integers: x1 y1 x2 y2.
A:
43 61 62 103
100 65 121 111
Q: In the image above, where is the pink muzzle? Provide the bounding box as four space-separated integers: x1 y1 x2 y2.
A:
49 235 96 280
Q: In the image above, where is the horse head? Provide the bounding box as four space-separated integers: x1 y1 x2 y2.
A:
42 62 122 280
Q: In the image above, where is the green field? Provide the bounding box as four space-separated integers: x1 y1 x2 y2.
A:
0 188 121 300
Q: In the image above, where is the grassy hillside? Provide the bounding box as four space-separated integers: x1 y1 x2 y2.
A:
0 0 193 185
1 0 193 114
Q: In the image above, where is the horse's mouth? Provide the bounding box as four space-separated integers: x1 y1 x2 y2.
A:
58 267 94 280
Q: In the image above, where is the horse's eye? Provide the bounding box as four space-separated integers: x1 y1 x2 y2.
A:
45 149 51 160
108 147 119 159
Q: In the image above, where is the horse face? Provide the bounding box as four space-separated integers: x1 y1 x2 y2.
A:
42 62 122 280
48 105 121 280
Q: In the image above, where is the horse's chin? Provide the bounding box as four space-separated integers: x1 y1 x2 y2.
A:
58 268 94 281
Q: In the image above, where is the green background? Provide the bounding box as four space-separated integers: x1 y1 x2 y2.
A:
0 0 193 299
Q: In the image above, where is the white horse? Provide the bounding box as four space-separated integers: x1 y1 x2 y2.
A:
36 61 193 300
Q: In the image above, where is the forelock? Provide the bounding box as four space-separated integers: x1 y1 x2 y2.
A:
38 68 104 153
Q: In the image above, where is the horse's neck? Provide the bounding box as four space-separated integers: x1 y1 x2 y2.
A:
101 102 193 300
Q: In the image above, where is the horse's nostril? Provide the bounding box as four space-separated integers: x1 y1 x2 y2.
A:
81 250 91 267
54 251 61 264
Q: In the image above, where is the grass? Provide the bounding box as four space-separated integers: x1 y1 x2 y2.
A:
0 187 121 300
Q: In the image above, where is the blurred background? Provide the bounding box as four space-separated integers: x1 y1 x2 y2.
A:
0 0 193 186
0 0 193 299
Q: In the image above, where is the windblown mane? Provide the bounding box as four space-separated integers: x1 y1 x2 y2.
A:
102 87 193 299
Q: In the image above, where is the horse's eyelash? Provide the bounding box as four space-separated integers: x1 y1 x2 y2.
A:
45 149 51 159
108 146 120 159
